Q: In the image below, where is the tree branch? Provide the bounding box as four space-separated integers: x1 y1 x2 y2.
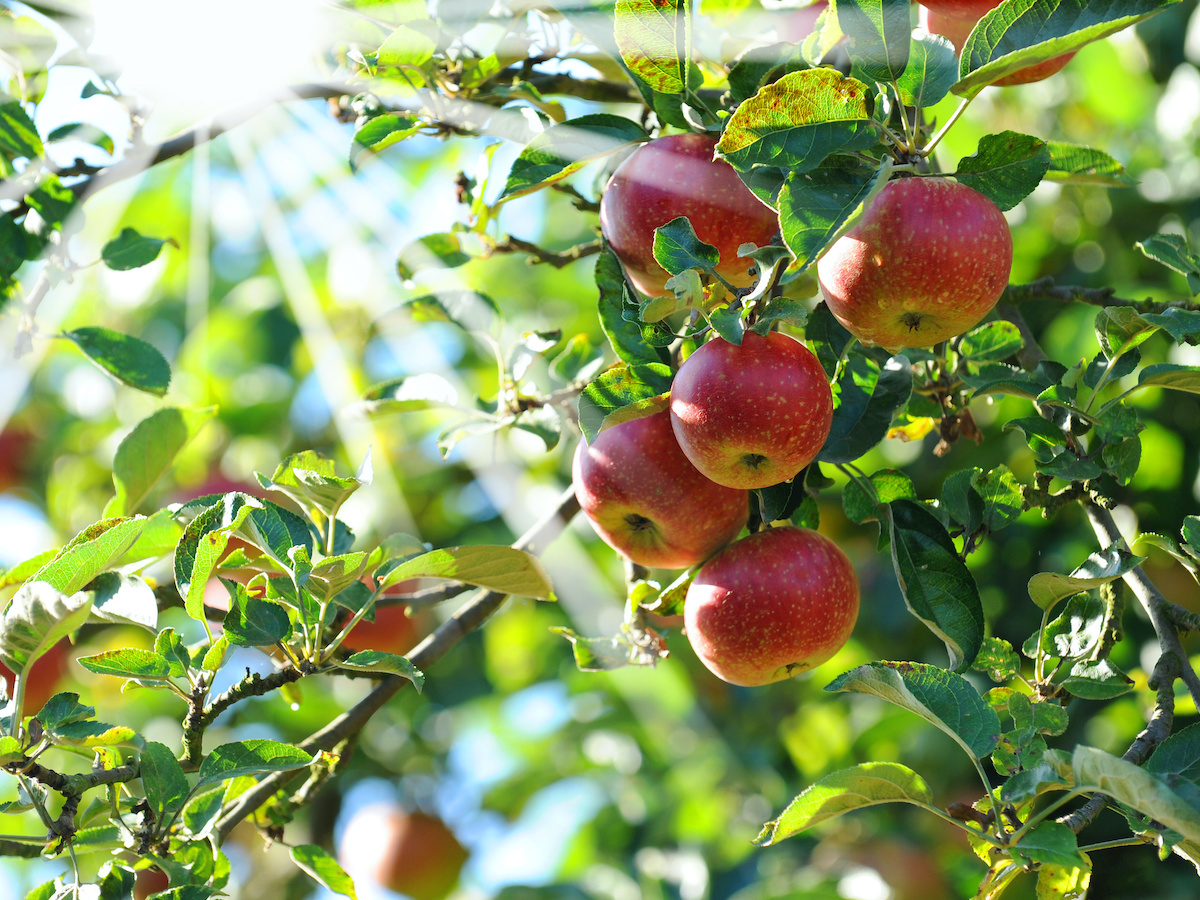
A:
1003 277 1198 313
212 484 581 843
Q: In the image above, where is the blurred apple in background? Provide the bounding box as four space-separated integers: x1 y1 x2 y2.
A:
338 804 468 900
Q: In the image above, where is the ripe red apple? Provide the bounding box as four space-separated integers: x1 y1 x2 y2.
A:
669 331 833 490
816 176 1012 352
342 602 427 655
573 410 749 569
1 641 70 715
919 2 1076 86
337 805 467 900
133 866 170 900
599 132 780 298
684 526 859 687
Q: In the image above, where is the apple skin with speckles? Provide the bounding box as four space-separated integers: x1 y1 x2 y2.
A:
599 132 780 298
573 410 750 569
669 332 833 490
684 526 859 687
816 177 1012 353
919 3 1076 86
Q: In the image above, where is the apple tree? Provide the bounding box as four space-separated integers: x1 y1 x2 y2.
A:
4 0 1200 898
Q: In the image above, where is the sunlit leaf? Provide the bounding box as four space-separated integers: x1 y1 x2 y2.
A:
60 327 171 397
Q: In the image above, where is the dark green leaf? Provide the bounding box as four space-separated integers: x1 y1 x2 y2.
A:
959 360 1059 400
501 114 647 200
652 216 720 279
972 636 1021 682
1142 307 1200 344
818 353 912 464
717 68 876 175
1146 721 1200 787
0 97 42 159
841 468 916 525
954 131 1050 212
838 0 912 82
1136 363 1200 395
1061 658 1134 699
141 741 190 826
1096 306 1159 358
973 464 1024 532
778 159 892 271
958 320 1024 361
196 739 313 787
26 174 75 227
1136 233 1200 295
826 661 1001 761
596 248 668 366
578 363 673 442
942 468 984 535
895 30 958 108
884 500 984 671
222 585 292 648
1011 821 1091 871
101 227 174 271
956 0 1178 97
173 495 258 620
60 327 171 397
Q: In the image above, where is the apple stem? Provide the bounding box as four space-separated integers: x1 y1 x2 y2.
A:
921 95 977 159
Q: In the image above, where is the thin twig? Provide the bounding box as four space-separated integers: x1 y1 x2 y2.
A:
1003 277 1197 313
490 236 603 268
212 485 580 843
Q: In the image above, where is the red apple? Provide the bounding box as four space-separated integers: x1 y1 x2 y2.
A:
599 132 780 298
816 176 1012 352
134 866 170 900
669 331 833 490
337 805 467 900
1 641 70 715
778 1 828 43
919 3 1076 86
573 410 749 569
684 526 859 687
342 602 426 655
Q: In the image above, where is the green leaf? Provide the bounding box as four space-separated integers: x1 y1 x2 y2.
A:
954 131 1051 212
973 464 1025 532
350 114 422 170
0 96 42 159
825 661 1001 762
400 289 499 333
818 353 912 464
501 114 647 201
1061 658 1134 699
141 741 190 826
1136 363 1200 395
105 406 217 517
577 362 673 443
196 739 313 788
157 628 193 678
357 373 460 416
1073 745 1200 843
376 545 555 600
841 468 916 525
778 159 892 271
955 0 1180 98
958 320 1024 361
596 248 668 366
972 636 1021 682
86 572 158 631
754 762 933 846
339 650 425 691
292 844 359 900
716 68 877 174
101 227 174 271
1045 141 1137 187
1036 863 1091 900
77 648 172 680
60 327 171 397
1136 233 1200 295
883 500 984 671
222 586 292 648
614 0 690 94
27 174 75 227
396 234 474 283
377 20 436 67
655 215 721 276
0 581 90 674
30 516 147 595
1096 306 1159 358
895 30 958 108
1012 821 1091 871
1146 721 1200 787
258 450 370 520
173 495 258 621
1027 546 1143 612
45 122 114 155
1142 307 1200 344
838 0 912 82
